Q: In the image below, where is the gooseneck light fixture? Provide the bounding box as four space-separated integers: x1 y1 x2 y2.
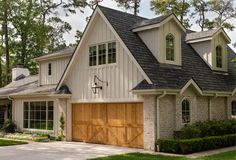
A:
91 75 108 94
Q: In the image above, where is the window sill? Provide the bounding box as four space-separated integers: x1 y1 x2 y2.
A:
22 128 54 133
88 63 117 69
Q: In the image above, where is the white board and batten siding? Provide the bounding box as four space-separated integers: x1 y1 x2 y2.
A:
40 57 70 85
64 13 144 102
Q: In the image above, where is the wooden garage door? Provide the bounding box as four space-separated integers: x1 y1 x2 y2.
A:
72 103 143 148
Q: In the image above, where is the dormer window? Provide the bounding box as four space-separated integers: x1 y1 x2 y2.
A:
216 45 222 68
48 63 52 76
166 34 175 61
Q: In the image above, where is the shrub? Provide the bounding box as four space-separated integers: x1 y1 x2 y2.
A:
1 119 17 133
177 119 236 139
159 134 236 154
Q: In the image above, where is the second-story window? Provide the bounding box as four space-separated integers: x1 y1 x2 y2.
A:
108 42 116 64
166 34 175 61
98 44 106 65
216 45 222 68
89 46 97 66
48 63 52 76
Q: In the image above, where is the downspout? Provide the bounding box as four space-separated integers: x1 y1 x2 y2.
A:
156 91 166 141
208 93 218 120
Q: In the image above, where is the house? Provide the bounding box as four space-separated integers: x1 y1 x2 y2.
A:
0 5 236 151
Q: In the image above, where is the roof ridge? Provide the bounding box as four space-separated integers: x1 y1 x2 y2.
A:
98 5 148 20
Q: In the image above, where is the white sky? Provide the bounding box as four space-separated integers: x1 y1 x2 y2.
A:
59 0 236 50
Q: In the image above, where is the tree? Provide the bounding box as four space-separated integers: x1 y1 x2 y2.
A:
114 0 141 15
208 0 236 31
0 0 12 84
191 0 209 31
150 0 191 28
75 30 83 44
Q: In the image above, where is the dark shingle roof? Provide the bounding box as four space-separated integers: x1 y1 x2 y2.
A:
186 28 220 42
99 6 236 92
132 15 168 29
35 46 75 61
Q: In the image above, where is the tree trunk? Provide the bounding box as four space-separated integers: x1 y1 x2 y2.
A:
180 0 186 23
134 0 138 15
3 0 10 84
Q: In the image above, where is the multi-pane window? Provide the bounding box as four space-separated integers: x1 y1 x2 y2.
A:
182 99 190 123
231 101 236 116
166 34 175 61
98 44 106 65
24 101 54 130
89 46 97 66
89 42 116 66
48 63 52 76
216 45 222 68
108 42 116 64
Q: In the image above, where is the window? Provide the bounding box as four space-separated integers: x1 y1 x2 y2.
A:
89 46 97 66
182 99 190 123
216 45 222 68
24 101 54 130
98 44 106 65
48 63 52 76
166 34 175 61
108 42 116 64
232 101 236 116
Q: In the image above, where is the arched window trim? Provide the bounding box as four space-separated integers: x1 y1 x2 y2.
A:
216 45 223 68
181 98 191 124
166 33 175 61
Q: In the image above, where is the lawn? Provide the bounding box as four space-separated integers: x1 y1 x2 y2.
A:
0 139 28 146
93 150 236 160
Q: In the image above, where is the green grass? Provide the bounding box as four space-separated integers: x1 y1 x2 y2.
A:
93 150 236 160
0 139 28 146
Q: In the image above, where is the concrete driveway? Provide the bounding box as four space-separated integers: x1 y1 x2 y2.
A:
0 141 146 160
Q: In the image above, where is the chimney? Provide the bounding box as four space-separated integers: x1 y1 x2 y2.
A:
12 64 30 82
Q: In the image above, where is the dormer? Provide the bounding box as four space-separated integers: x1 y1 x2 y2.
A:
132 14 186 66
186 28 231 72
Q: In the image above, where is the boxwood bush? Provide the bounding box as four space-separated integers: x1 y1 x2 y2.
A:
175 119 236 139
159 134 236 154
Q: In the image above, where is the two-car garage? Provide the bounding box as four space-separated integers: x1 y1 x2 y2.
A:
72 103 144 148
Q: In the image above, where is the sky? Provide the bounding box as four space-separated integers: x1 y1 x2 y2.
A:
59 0 236 49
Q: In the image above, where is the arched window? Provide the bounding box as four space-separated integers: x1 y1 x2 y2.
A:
216 45 222 68
231 101 236 116
166 34 175 61
182 99 190 123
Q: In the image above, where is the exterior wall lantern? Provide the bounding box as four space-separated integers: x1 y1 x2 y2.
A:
91 75 108 94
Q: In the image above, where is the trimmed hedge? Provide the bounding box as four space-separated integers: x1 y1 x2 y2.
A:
175 119 236 139
159 134 236 154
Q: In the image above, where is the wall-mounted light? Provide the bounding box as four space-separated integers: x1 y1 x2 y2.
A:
91 75 108 94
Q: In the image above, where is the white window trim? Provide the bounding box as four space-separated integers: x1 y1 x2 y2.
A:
22 100 54 131
88 41 117 68
181 98 192 124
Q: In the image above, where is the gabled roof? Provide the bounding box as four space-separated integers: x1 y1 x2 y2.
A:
186 27 231 43
35 46 75 62
131 13 186 32
98 6 236 92
132 15 167 29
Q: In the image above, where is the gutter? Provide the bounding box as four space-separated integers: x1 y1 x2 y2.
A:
156 91 166 141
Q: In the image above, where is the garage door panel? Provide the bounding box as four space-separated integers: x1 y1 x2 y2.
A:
107 103 126 126
92 104 106 125
89 126 107 144
72 103 143 148
107 127 126 145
